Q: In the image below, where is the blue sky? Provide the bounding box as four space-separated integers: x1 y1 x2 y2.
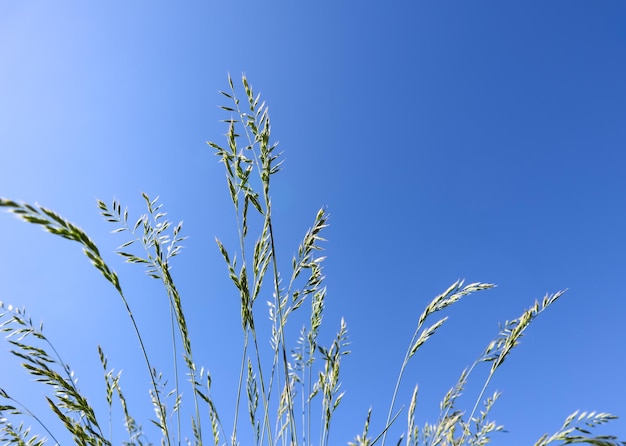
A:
1 2 625 445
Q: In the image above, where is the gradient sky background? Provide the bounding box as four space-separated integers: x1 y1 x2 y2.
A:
1 2 625 445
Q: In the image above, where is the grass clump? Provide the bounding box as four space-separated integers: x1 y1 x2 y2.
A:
1 75 623 446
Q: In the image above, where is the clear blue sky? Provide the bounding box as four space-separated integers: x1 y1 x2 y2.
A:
1 2 625 445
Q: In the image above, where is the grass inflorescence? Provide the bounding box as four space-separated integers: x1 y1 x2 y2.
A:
1 75 623 446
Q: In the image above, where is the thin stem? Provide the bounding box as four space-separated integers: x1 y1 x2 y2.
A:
2 393 61 445
381 322 423 446
250 328 272 446
169 302 181 445
232 334 249 444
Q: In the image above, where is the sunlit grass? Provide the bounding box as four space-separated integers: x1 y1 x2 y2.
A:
1 75 623 446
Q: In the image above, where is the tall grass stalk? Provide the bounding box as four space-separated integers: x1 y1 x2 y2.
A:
1 75 623 446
